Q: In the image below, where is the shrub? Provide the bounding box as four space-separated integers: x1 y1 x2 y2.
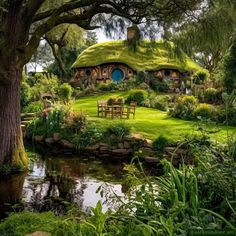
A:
141 97 152 108
98 82 117 91
136 71 148 84
84 87 97 95
71 125 103 149
204 88 221 104
153 135 169 153
115 78 137 91
58 83 73 103
63 112 87 133
193 70 209 85
105 123 130 141
30 74 60 99
28 108 65 137
20 81 31 108
138 82 150 90
125 89 148 105
150 78 169 92
215 105 236 126
194 103 214 119
170 95 198 120
23 100 44 114
152 96 169 111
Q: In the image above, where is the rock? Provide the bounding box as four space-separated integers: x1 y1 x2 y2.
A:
100 154 111 158
165 147 187 156
59 139 74 149
112 149 132 156
34 135 44 143
85 144 99 152
53 133 61 142
26 231 49 236
99 145 109 154
131 133 144 141
139 147 155 156
45 137 54 145
99 143 108 147
123 141 131 149
118 143 124 149
144 157 160 163
143 139 153 148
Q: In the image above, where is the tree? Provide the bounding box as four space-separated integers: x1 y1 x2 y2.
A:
85 31 98 47
28 41 54 73
223 40 236 93
47 30 98 79
171 1 236 79
45 24 84 80
0 0 201 167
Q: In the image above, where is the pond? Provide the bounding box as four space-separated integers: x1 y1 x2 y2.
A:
0 155 129 219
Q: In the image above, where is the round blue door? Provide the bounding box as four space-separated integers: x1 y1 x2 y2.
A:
111 68 124 83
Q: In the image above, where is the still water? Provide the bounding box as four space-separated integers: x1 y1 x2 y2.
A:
0 156 127 219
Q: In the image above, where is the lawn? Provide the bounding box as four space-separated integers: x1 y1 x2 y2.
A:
73 92 236 142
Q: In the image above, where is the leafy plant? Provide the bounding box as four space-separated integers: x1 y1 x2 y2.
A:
153 135 169 153
63 112 87 134
23 100 44 114
152 95 169 111
71 125 103 149
105 123 130 142
58 83 73 103
193 70 209 85
125 89 148 105
150 78 169 92
204 88 219 104
194 103 215 119
20 80 32 109
170 95 198 120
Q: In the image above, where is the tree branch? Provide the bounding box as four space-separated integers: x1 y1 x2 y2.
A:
22 0 47 21
33 0 96 22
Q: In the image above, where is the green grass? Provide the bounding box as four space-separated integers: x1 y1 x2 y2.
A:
72 92 236 142
72 40 202 73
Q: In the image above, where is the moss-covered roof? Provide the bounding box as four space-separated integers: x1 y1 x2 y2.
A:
72 40 202 72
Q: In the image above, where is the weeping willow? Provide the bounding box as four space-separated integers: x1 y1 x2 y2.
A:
171 1 236 77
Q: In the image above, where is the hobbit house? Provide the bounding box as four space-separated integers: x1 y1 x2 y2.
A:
72 29 202 91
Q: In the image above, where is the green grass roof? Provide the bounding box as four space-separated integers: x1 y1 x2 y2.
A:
72 40 202 73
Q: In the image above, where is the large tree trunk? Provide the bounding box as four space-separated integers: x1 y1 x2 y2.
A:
0 65 28 167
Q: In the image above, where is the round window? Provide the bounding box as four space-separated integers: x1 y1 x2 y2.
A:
111 68 124 83
85 69 91 76
164 70 171 77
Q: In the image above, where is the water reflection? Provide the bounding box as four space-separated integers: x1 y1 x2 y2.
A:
0 157 126 219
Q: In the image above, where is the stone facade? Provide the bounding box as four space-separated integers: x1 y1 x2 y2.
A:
72 63 135 87
73 63 189 90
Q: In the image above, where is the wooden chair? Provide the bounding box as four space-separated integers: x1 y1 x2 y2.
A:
128 101 137 119
97 100 107 117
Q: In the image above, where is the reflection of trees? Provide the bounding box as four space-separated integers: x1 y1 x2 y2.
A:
28 159 87 214
0 157 127 217
0 171 27 218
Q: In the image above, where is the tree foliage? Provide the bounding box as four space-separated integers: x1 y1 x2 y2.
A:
223 40 236 92
171 1 236 78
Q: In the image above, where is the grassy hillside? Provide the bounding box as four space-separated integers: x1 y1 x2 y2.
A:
72 40 202 73
72 92 236 142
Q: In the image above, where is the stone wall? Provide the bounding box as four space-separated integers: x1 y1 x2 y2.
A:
32 133 194 166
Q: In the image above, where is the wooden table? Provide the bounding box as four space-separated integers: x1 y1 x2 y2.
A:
97 101 136 119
